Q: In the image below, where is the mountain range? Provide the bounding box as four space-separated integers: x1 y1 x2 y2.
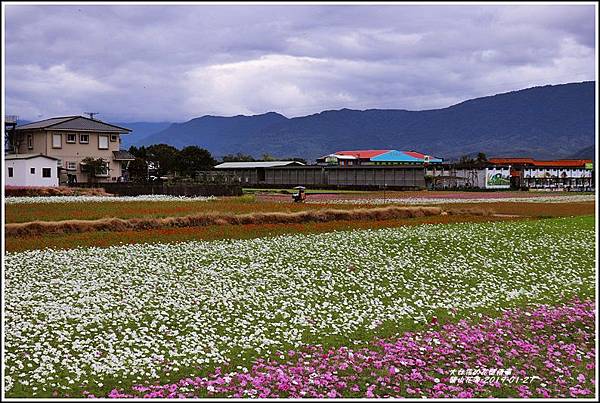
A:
18 81 597 162
130 81 594 161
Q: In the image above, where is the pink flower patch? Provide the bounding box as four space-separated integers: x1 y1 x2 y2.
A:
98 299 594 399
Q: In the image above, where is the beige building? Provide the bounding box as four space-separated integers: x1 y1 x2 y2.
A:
12 116 134 184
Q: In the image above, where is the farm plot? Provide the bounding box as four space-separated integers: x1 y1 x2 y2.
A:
3 216 595 397
4 195 358 224
305 194 597 205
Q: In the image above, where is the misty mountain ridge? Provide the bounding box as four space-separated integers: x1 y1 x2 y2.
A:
18 82 595 162
115 121 172 149
136 81 594 161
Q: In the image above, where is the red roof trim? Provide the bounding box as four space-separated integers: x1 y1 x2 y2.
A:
489 157 592 167
532 160 592 167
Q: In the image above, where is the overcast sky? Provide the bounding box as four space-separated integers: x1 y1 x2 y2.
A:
4 3 597 122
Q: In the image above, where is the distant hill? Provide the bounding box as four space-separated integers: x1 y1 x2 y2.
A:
115 121 172 149
138 112 288 153
136 81 595 161
568 145 595 161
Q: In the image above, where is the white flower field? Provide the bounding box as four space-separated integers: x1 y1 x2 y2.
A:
307 194 596 205
4 216 595 397
4 195 217 205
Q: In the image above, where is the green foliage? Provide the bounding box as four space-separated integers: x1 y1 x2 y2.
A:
455 152 488 169
476 152 488 163
128 144 217 179
179 146 217 177
128 145 148 159
145 144 180 177
80 157 107 181
127 158 148 182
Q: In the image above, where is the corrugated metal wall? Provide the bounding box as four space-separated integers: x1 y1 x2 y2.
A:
223 166 425 188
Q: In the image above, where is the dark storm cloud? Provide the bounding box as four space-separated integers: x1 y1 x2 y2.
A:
4 3 596 122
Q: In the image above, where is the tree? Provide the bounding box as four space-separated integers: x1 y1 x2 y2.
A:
127 157 149 182
222 153 255 162
80 157 107 183
145 144 180 177
178 146 217 178
459 155 473 165
261 153 275 161
128 145 148 159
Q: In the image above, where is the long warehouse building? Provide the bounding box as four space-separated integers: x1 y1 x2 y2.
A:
214 161 427 189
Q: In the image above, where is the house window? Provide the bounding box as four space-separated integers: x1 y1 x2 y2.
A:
52 133 62 148
80 134 89 144
27 134 33 149
98 135 109 150
8 167 13 177
66 133 76 143
67 161 77 171
110 134 118 142
30 167 36 174
42 168 52 178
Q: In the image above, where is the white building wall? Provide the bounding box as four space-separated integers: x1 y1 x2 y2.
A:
523 168 593 179
425 168 488 188
5 157 59 187
5 160 27 186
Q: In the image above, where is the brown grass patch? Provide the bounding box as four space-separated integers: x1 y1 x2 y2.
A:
445 206 494 216
5 186 110 197
5 206 443 237
5 213 523 253
441 202 594 218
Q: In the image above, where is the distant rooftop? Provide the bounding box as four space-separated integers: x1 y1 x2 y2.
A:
335 150 392 159
489 157 592 167
112 150 136 161
317 153 358 160
215 161 305 169
323 149 443 163
16 116 131 133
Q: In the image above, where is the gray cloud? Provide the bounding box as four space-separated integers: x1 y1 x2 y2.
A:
4 3 596 122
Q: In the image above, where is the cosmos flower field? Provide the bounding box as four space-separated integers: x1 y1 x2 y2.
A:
4 195 217 205
305 194 596 205
4 215 596 398
107 299 595 399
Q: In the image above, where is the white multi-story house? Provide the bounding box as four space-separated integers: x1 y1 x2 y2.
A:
10 116 134 184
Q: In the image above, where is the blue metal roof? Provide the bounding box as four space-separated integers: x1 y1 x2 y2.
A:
370 150 423 162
